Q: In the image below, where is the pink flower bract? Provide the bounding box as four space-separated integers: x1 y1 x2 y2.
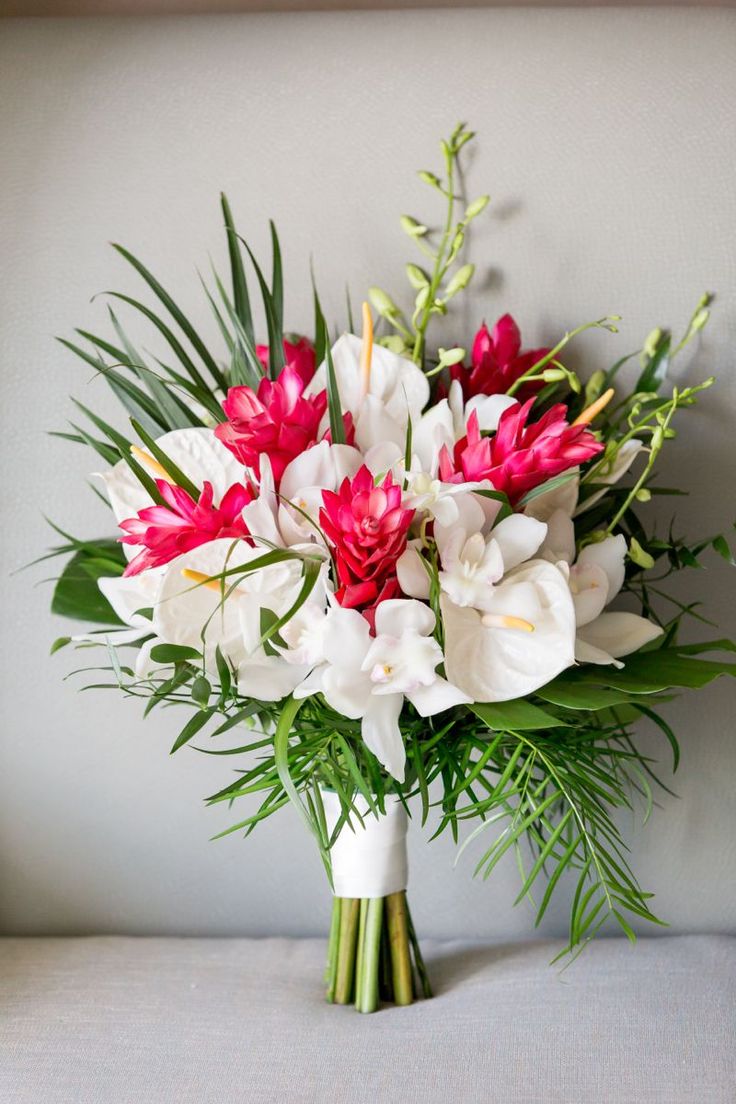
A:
448 314 550 401
439 400 603 506
120 479 253 576
256 336 317 388
215 365 328 484
320 466 414 627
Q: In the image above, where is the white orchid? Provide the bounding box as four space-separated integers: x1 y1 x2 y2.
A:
294 600 469 781
277 440 363 547
540 509 663 665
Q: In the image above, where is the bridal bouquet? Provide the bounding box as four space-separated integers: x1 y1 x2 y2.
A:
47 124 734 1013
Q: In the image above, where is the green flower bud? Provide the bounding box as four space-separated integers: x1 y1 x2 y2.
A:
650 426 665 450
414 286 430 311
368 286 398 317
635 488 652 502
418 171 442 189
379 335 409 355
400 215 428 238
584 370 606 404
438 346 466 369
405 263 430 290
692 307 710 333
542 368 567 382
643 327 663 361
444 263 475 299
628 537 655 570
465 195 490 220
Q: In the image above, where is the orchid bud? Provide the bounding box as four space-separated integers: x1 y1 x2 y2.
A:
368 286 398 318
465 195 490 220
379 335 409 355
405 264 430 290
692 307 709 333
584 370 606 405
437 347 465 369
635 488 652 502
418 171 442 189
414 286 430 311
628 537 655 570
650 426 665 450
400 215 428 238
542 368 567 382
445 264 474 299
643 327 663 362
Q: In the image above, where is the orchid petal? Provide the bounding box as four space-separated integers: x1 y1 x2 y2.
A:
407 676 471 717
373 598 436 639
577 534 627 602
491 514 547 572
362 694 405 782
576 611 663 659
396 547 431 600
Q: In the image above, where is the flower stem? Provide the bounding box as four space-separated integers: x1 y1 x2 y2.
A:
333 897 360 1004
386 890 414 1006
325 895 341 1002
356 898 383 1014
354 898 368 1009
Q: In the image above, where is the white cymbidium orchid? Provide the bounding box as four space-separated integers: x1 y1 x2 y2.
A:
308 334 429 453
152 537 315 700
540 509 662 665
98 428 245 553
441 559 577 702
411 381 517 478
397 491 547 613
294 599 469 782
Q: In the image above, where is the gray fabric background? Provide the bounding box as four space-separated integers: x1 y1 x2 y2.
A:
0 10 735 939
2 935 735 1103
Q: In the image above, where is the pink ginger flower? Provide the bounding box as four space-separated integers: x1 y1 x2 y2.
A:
215 365 330 484
439 400 603 506
256 336 317 387
120 479 253 576
320 466 414 628
447 314 551 401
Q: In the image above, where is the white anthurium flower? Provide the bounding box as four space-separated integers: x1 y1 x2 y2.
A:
308 334 430 452
412 399 455 475
295 600 469 782
98 427 245 538
575 440 645 516
153 537 313 700
539 514 662 666
73 570 165 680
441 559 577 702
277 441 363 547
240 454 284 548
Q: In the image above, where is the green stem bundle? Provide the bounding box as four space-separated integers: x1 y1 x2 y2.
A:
325 892 432 1014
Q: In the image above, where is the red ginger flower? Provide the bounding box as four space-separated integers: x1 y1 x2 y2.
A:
256 336 317 388
439 400 603 506
320 466 414 626
120 479 253 576
447 314 550 402
215 364 329 485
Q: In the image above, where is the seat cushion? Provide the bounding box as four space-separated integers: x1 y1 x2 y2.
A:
1 935 734 1103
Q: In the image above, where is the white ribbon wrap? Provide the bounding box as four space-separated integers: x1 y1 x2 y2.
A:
321 790 409 899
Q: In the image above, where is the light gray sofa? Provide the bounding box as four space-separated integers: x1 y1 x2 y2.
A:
2 935 734 1103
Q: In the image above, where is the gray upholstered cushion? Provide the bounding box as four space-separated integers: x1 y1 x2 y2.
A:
1 935 734 1103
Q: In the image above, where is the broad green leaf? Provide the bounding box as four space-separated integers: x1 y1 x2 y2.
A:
52 543 126 624
469 700 566 731
149 643 201 664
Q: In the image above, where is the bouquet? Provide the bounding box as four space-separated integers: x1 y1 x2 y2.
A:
46 123 735 1013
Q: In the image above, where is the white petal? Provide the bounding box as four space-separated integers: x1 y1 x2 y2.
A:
576 612 663 659
309 333 429 426
373 598 436 639
237 657 309 701
355 394 406 452
465 393 518 432
524 470 580 522
412 400 455 474
363 440 404 478
575 440 644 515
491 514 547 572
407 676 471 717
570 562 609 627
577 535 627 603
574 637 623 668
362 694 405 781
396 547 431 600
441 560 576 702
322 606 372 669
322 665 373 718
279 440 362 501
98 569 164 627
539 508 576 565
293 664 328 699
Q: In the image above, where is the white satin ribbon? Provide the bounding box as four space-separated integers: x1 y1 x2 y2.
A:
320 789 409 899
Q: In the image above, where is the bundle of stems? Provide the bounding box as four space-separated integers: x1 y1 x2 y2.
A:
324 891 432 1013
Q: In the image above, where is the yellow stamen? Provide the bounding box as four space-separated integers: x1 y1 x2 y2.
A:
130 445 172 481
481 613 535 633
181 568 222 592
572 387 615 427
360 301 374 399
